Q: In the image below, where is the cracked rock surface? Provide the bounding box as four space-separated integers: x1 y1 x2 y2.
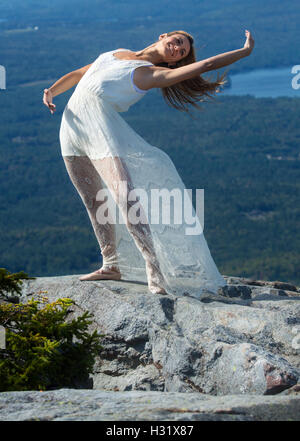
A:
0 389 299 421
1 274 299 421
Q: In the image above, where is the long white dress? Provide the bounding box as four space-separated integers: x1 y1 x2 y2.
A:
59 49 227 298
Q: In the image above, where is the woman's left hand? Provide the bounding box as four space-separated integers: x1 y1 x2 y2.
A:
243 30 255 54
43 88 56 114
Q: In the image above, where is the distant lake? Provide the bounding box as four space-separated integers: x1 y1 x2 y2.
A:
221 67 300 98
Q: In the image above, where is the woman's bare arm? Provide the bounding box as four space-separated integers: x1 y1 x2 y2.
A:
136 30 254 90
43 63 92 113
48 64 92 97
139 47 250 89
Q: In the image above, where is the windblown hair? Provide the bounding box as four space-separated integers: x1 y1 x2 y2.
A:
157 30 228 112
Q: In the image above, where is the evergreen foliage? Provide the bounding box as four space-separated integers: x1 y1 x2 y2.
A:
0 268 35 302
0 295 103 391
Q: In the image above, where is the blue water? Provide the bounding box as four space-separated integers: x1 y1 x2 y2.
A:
221 66 300 98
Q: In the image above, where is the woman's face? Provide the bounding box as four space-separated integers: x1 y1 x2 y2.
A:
158 33 191 65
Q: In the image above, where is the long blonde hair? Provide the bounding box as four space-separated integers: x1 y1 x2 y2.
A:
157 30 228 112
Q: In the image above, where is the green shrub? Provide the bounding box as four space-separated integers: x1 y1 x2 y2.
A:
0 296 103 391
0 268 35 302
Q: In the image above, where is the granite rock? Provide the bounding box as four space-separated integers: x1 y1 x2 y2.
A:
0 389 299 421
15 274 300 396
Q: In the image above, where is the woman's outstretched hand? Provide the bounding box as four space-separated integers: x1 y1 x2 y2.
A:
43 88 56 114
243 29 255 54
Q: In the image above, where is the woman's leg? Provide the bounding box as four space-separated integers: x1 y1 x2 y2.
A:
91 156 168 294
62 155 121 280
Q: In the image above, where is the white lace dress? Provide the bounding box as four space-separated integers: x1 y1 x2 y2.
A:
59 49 227 298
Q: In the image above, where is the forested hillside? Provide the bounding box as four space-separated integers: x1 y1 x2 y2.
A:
1 0 300 86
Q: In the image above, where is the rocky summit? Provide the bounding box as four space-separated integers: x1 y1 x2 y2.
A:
1 274 300 421
0 388 299 421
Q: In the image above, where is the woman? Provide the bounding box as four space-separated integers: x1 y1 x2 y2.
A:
43 30 254 297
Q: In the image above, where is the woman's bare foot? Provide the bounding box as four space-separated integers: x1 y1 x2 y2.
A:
149 283 168 295
146 261 168 295
79 266 121 281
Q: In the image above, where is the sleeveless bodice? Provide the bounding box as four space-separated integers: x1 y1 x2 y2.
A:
75 49 153 112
